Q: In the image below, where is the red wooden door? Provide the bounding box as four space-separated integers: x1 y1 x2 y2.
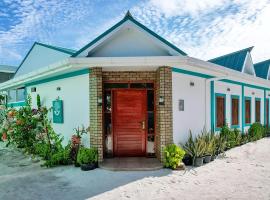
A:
113 90 146 156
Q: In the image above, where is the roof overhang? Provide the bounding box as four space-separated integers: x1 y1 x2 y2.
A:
1 56 270 91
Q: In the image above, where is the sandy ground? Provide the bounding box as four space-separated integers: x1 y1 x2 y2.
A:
0 138 270 200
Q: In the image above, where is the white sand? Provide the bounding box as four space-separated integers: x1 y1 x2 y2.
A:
90 138 270 200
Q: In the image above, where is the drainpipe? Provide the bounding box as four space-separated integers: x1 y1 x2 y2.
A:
205 75 229 131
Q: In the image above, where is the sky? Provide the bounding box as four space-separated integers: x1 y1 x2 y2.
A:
0 0 270 66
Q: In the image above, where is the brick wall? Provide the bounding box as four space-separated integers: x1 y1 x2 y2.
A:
102 71 156 82
89 67 103 162
155 67 173 161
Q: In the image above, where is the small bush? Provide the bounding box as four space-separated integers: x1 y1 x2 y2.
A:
248 123 264 141
77 147 98 165
164 144 185 169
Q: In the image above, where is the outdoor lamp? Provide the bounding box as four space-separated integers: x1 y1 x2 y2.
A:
97 96 103 106
159 96 165 105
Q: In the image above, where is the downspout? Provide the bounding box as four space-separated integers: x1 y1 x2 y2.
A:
205 75 229 132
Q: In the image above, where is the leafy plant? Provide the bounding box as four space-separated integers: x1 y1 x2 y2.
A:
73 125 89 138
36 94 41 109
248 122 264 141
77 147 98 165
183 131 206 159
164 144 185 169
215 134 226 155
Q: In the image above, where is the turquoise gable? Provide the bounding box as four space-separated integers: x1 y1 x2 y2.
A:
208 47 253 72
254 60 270 79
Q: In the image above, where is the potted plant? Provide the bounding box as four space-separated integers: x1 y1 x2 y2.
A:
77 147 98 171
163 144 185 170
201 129 213 163
72 125 89 145
183 131 206 167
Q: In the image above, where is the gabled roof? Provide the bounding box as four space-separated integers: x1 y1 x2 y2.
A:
14 42 76 76
72 11 187 57
254 59 270 79
0 65 17 73
208 47 254 72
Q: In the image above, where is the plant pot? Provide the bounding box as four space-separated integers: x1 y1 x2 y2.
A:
203 155 211 163
193 157 204 167
1 132 7 141
72 135 81 145
80 163 96 171
210 155 216 161
182 155 193 166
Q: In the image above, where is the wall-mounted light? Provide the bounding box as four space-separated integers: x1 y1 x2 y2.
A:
56 87 61 91
252 92 255 95
159 96 165 105
190 81 195 87
97 96 102 106
268 94 270 97
227 88 230 92
31 87 36 92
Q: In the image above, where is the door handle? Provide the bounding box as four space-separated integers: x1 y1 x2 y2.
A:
140 121 145 130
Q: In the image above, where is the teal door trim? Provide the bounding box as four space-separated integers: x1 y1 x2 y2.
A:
241 85 245 133
231 95 240 128
244 96 252 127
215 93 226 131
210 81 215 131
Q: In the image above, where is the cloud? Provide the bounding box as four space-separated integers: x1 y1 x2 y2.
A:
0 0 269 66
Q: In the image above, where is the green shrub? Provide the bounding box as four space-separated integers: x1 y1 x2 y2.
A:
44 144 72 167
77 147 98 165
183 131 206 159
164 144 185 169
248 123 264 141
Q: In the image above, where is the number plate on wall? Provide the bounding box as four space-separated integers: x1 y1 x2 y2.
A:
53 100 63 123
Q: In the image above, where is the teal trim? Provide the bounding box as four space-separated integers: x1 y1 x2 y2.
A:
172 67 214 79
7 101 26 107
241 85 245 133
25 69 90 87
14 42 76 75
255 97 261 123
215 93 226 131
210 81 215 131
172 67 270 91
231 95 240 129
264 90 266 125
72 14 187 57
244 96 252 126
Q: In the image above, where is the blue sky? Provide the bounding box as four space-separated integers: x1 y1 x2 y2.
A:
0 0 270 66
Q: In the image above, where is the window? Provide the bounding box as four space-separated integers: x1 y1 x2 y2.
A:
216 94 226 128
255 98 261 123
7 88 25 103
245 97 251 125
231 96 239 127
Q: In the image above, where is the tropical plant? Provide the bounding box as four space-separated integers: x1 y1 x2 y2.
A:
183 131 206 159
164 144 185 169
77 147 98 165
215 134 226 155
248 122 264 141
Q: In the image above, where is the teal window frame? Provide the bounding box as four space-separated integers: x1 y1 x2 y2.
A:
255 97 261 123
231 95 240 128
7 87 27 107
244 96 252 126
215 93 226 131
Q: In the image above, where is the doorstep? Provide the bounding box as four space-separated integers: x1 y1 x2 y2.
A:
99 157 163 171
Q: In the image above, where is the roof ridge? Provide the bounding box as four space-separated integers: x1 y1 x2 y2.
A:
208 46 254 62
72 11 187 57
35 42 76 54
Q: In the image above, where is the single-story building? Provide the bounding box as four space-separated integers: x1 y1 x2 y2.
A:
0 12 270 162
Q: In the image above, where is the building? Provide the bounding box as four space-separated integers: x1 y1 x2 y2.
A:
0 65 16 83
0 12 269 162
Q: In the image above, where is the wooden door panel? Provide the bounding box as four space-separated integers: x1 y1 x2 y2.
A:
113 90 146 156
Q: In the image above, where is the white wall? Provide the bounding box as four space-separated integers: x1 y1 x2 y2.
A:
26 74 90 147
89 27 171 57
172 72 208 145
15 44 71 77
